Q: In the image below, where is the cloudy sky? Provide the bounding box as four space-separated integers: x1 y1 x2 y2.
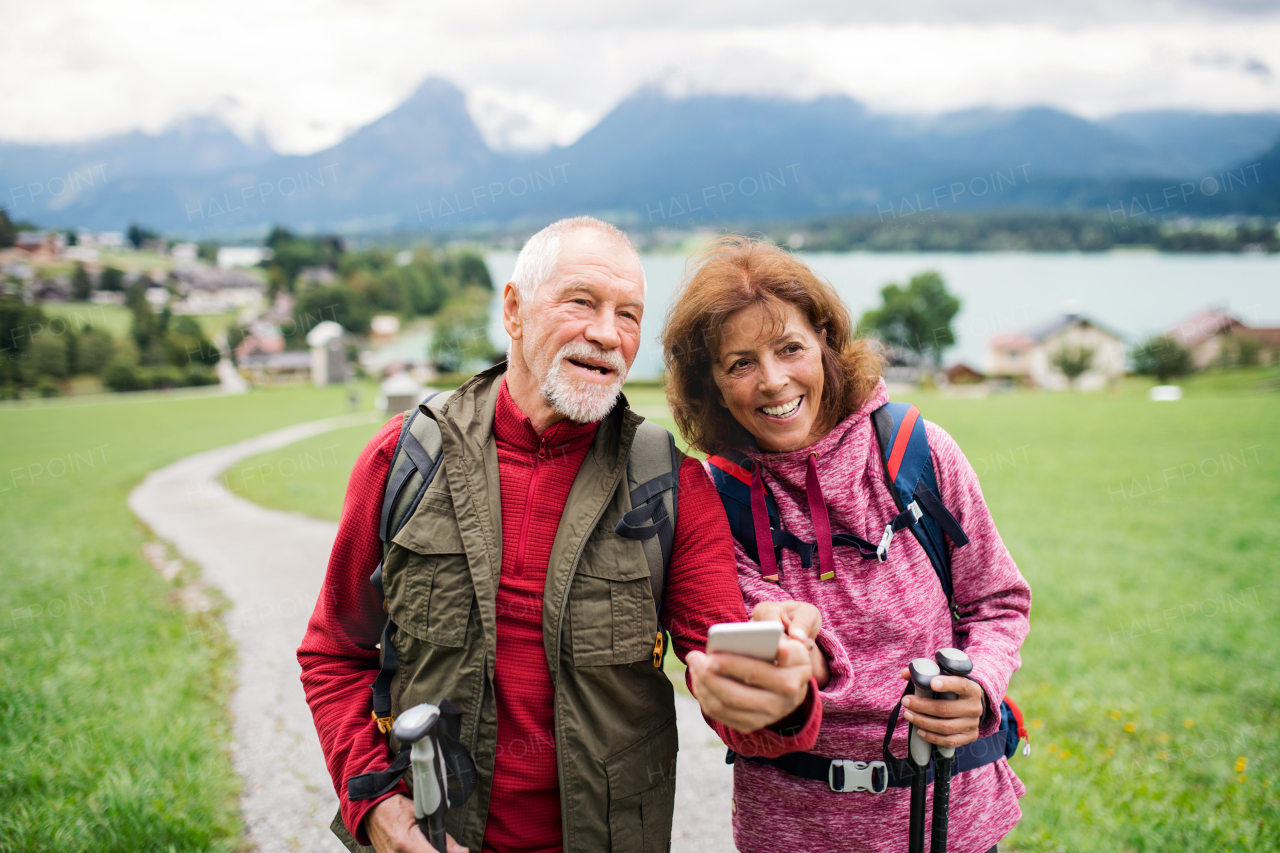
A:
3 0 1279 154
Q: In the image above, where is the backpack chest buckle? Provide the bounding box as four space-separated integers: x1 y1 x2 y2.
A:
829 759 888 793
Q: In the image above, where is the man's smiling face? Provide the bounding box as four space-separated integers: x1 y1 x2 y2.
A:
516 228 646 424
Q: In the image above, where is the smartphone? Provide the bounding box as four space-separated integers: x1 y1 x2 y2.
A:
706 620 784 661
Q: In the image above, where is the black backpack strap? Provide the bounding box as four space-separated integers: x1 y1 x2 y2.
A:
614 421 681 615
370 392 447 733
614 419 682 666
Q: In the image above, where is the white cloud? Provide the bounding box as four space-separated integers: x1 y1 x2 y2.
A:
1 0 1278 154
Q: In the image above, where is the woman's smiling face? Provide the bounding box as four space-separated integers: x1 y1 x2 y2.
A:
712 301 827 453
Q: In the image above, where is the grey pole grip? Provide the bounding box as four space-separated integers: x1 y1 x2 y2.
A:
932 648 974 759
907 658 939 767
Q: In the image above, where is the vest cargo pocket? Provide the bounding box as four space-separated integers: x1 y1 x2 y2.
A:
604 717 678 853
388 497 472 648
571 529 655 667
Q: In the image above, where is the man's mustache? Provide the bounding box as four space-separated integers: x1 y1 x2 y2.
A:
553 342 627 376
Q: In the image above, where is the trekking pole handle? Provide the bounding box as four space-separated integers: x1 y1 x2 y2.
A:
393 704 450 852
932 648 974 759
907 658 939 767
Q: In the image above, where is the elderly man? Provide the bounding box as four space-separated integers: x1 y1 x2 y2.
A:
298 217 823 853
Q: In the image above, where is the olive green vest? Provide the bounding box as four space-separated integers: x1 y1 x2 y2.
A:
335 365 680 853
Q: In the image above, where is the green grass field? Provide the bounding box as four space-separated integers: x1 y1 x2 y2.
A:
39 302 240 341
234 375 1279 851
0 382 377 853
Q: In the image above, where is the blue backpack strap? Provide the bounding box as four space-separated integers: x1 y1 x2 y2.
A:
870 402 969 610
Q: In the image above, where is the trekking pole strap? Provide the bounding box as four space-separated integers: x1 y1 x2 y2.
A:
348 745 412 800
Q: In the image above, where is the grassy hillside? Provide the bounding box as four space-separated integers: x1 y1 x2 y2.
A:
236 377 1278 852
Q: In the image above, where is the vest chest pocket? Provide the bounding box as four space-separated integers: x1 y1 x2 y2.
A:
387 497 473 648
570 528 656 667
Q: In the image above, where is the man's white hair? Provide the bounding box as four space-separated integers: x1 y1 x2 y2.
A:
510 216 645 303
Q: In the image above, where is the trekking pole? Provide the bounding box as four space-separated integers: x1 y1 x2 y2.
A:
907 657 941 853
392 703 450 853
929 648 974 853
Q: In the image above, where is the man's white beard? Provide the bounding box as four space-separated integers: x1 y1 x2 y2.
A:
540 341 628 424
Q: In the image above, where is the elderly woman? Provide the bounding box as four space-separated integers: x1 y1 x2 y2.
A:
668 237 1031 853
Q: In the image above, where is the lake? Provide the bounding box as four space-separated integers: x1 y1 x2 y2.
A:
486 250 1280 379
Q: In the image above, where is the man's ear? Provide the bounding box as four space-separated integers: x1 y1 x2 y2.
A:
502 282 523 341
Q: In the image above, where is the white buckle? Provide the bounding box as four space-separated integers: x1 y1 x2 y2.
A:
876 525 894 562
907 500 923 523
828 759 888 793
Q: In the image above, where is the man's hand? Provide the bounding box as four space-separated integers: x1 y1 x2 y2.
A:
365 795 468 853
686 633 813 734
750 600 830 689
899 669 986 748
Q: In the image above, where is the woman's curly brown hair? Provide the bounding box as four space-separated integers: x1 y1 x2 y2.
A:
661 236 884 455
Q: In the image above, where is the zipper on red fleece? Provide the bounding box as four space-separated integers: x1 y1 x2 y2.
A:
513 439 548 576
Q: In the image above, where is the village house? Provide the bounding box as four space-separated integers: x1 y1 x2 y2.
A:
12 231 67 263
988 311 1126 390
1167 308 1280 368
170 267 265 314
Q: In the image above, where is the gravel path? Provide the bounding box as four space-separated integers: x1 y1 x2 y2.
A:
129 412 737 853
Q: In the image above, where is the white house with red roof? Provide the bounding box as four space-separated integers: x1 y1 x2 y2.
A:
988 311 1126 390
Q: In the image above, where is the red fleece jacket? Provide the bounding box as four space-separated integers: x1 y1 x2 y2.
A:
298 381 821 851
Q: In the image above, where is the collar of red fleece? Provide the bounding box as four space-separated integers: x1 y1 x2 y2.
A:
493 376 600 453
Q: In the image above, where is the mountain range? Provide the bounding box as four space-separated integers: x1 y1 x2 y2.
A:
3 78 1278 238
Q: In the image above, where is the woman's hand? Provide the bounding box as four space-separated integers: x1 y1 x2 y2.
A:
686 636 813 734
899 668 986 748
751 600 830 689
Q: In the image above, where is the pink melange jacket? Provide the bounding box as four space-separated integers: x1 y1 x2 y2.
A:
715 381 1031 853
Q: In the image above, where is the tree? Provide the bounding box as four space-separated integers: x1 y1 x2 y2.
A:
441 251 493 290
430 289 497 373
71 263 92 301
99 267 125 292
859 271 960 365
1051 345 1095 389
127 223 158 249
1132 336 1192 384
264 228 344 291
294 284 372 337
164 315 219 367
74 327 115 374
30 333 70 379
0 207 15 249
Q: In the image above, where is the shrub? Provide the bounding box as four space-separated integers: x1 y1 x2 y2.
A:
30 334 70 379
147 364 184 390
1132 336 1192 384
98 267 125 292
181 367 219 387
74 328 115 375
35 376 61 397
102 357 144 392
